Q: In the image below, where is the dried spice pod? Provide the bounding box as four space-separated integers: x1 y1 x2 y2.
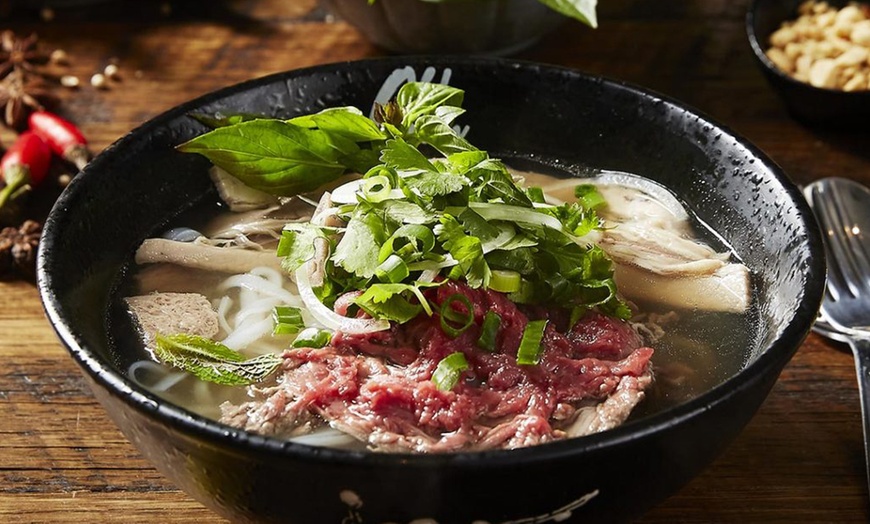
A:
0 31 50 80
0 219 41 280
0 70 59 130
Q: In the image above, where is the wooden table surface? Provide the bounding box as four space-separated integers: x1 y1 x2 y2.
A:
1 0 870 522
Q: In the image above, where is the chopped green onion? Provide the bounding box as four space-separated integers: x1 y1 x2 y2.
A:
272 305 304 335
376 254 410 283
431 352 469 391
361 175 392 203
276 230 295 257
379 224 436 263
527 186 545 203
440 293 474 337
476 311 501 352
507 279 535 304
488 269 522 293
516 320 548 366
292 327 333 348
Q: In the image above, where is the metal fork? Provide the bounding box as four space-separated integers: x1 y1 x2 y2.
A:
804 177 870 493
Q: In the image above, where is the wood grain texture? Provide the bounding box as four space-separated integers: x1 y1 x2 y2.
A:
1 0 869 522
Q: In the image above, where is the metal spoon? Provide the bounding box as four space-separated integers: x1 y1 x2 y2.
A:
804 177 870 493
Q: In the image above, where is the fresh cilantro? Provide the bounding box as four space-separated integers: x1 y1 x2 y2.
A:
277 223 331 272
332 207 385 278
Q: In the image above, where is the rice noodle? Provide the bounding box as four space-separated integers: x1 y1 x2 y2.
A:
129 360 187 392
212 266 304 350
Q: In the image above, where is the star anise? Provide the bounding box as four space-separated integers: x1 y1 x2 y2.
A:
0 31 49 80
0 219 41 280
0 69 58 130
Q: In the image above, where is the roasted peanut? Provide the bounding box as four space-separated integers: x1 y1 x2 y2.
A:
765 1 870 91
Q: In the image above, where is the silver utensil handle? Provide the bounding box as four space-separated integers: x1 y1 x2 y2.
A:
850 337 870 491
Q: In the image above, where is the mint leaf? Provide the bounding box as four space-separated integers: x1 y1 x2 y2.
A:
396 82 465 128
177 119 355 196
154 334 281 386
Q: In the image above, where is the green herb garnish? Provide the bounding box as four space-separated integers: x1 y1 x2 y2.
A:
432 352 470 391
272 305 304 335
516 320 548 366
292 327 333 349
154 333 281 386
440 293 475 338
179 81 630 350
476 311 502 352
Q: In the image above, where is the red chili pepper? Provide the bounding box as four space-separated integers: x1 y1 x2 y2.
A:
0 131 52 210
28 110 91 171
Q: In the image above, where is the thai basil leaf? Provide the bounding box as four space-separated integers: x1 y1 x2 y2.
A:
177 119 356 196
415 115 477 156
288 106 387 142
189 112 263 129
380 139 438 176
396 82 465 128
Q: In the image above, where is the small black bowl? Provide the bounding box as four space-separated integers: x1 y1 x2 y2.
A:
747 0 870 127
37 57 825 523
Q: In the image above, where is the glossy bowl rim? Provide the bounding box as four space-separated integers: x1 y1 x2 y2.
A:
37 55 826 468
746 0 870 98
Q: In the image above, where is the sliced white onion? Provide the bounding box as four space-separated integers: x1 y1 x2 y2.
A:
468 202 564 231
294 262 390 334
329 179 364 204
417 269 441 283
330 178 405 205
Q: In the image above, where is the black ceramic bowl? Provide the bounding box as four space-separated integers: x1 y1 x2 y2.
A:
747 0 870 127
37 57 825 523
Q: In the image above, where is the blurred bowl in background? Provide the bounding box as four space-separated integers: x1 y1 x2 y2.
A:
747 0 870 128
324 0 565 55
